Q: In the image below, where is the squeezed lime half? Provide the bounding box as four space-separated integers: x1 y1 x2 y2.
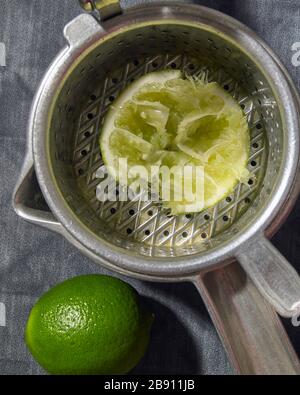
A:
100 71 250 214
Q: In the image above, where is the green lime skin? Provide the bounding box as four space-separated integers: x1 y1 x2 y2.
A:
25 275 153 375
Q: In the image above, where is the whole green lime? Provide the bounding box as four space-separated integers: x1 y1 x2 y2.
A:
25 275 153 375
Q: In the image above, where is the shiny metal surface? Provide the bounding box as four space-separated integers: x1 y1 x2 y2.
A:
237 237 300 317
30 8 300 272
73 54 266 253
13 2 300 374
78 0 122 20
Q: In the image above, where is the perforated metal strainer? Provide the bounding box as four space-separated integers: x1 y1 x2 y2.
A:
14 1 300 374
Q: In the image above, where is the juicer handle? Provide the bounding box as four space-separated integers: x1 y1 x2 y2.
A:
193 261 300 375
13 158 63 234
236 237 300 318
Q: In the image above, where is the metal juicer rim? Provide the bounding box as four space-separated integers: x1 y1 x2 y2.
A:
32 4 300 277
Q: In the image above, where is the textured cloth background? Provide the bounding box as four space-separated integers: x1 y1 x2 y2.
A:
0 0 299 375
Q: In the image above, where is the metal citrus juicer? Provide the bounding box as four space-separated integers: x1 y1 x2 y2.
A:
13 0 300 374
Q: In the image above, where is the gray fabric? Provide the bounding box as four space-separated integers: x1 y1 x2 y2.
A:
0 0 299 375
